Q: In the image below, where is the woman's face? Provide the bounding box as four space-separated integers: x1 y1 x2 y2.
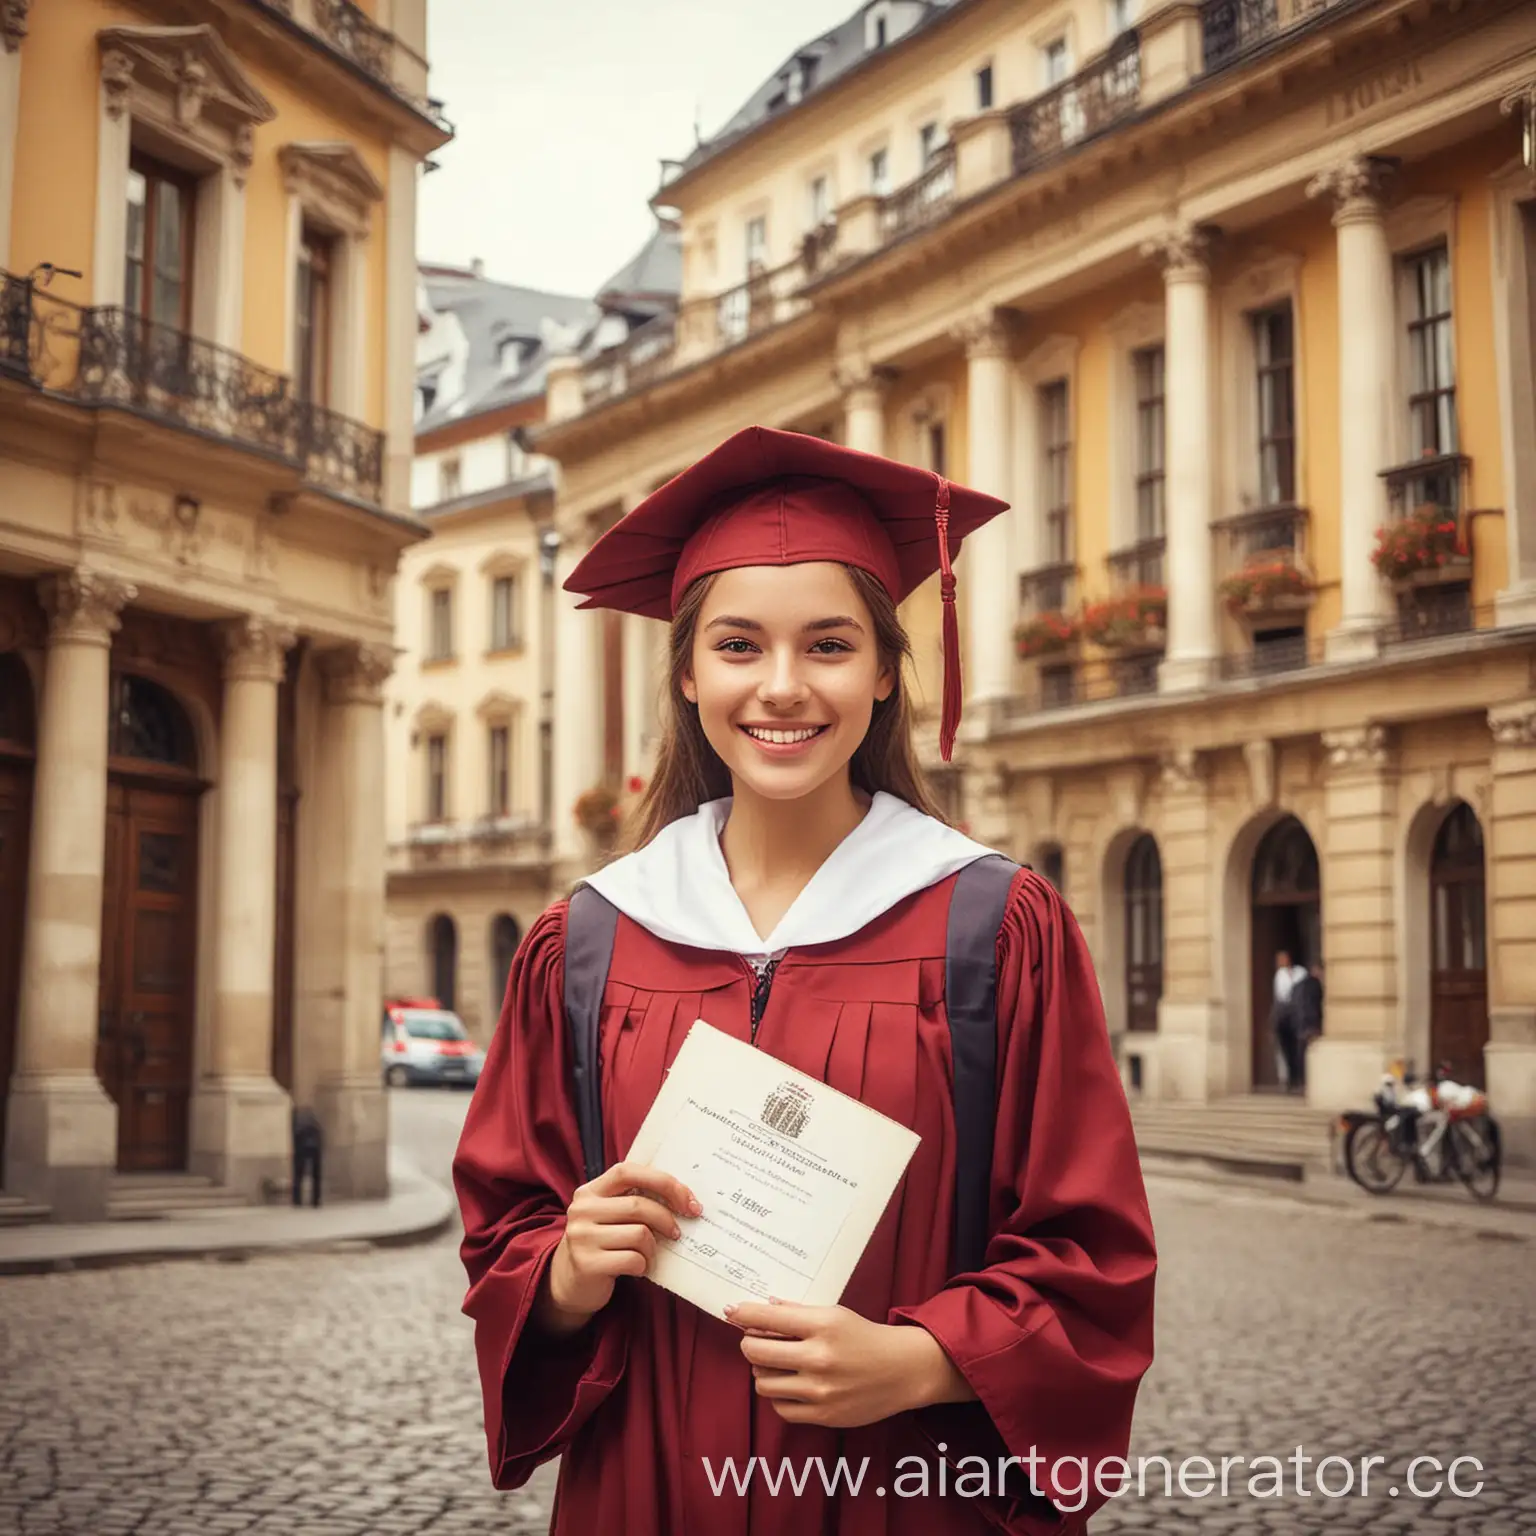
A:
683 562 894 804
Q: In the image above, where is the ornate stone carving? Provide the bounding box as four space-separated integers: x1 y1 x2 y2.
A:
1140 223 1217 284
127 492 212 568
1305 155 1397 224
1489 699 1536 746
1160 746 1204 792
3 0 30 53
322 642 395 706
37 570 135 645
219 615 296 684
174 50 209 127
76 481 122 542
101 48 135 119
278 142 385 238
1321 724 1391 771
832 357 896 405
951 307 1019 360
1105 764 1148 829
1243 739 1276 809
231 124 256 188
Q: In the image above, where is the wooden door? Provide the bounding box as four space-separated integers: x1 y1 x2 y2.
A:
99 782 199 1171
1249 817 1321 1090
1124 834 1163 1033
1430 804 1488 1088
0 758 33 1158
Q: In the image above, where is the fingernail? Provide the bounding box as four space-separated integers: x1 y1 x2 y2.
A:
688 1198 703 1216
722 1303 736 1317
670 1225 681 1240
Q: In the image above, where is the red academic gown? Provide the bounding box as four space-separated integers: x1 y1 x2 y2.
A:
453 867 1156 1534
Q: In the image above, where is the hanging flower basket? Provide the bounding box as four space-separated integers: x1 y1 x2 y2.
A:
1081 587 1167 650
1219 558 1315 615
1014 610 1079 659
573 784 622 841
1371 505 1469 584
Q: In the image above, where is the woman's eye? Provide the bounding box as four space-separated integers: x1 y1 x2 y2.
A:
810 638 852 654
716 638 757 654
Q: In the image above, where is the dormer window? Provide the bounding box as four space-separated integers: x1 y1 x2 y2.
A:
497 336 527 376
865 3 891 50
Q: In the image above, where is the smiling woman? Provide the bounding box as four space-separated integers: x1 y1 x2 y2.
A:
453 427 1158 1536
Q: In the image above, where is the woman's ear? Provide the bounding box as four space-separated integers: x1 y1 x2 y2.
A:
681 669 698 705
874 663 896 704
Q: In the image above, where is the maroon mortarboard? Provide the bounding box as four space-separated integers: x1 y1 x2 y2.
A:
562 425 1009 760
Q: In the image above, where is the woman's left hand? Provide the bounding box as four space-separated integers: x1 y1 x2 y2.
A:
725 1300 971 1428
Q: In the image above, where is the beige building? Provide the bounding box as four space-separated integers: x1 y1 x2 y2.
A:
0 0 448 1221
535 0 1536 1164
383 252 679 1039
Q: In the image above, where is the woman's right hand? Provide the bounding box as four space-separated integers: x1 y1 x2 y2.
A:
538 1161 702 1334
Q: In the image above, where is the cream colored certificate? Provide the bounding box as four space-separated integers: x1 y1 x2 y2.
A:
624 1019 920 1320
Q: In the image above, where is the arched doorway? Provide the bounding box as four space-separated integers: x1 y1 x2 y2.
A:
490 913 520 1027
0 653 36 1162
1125 834 1163 1035
1429 802 1487 1087
100 673 203 1172
1249 815 1320 1090
430 913 458 1011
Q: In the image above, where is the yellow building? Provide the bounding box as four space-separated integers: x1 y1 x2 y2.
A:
536 0 1536 1163
0 0 448 1221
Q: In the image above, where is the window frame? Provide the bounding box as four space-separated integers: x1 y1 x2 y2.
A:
124 148 197 332
1400 242 1458 461
487 722 511 819
975 62 995 111
294 222 337 407
489 573 519 652
868 145 891 197
1039 377 1073 568
1132 344 1167 545
1251 301 1297 510
427 585 454 663
425 732 448 823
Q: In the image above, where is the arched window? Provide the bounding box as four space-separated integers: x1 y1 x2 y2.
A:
1124 834 1163 1033
1252 816 1320 908
1430 802 1487 1087
430 913 458 1011
490 913 520 1020
108 674 196 769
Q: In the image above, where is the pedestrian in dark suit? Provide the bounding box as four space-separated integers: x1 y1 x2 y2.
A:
1291 961 1325 1091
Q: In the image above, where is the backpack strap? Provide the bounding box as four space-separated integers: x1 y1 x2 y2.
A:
945 854 1023 1276
565 882 620 1185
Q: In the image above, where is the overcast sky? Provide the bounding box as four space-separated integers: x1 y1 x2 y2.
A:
418 0 856 299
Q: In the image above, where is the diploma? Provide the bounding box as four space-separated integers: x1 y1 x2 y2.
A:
624 1020 920 1320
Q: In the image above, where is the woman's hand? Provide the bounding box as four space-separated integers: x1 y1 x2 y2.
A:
726 1300 975 1427
536 1161 702 1336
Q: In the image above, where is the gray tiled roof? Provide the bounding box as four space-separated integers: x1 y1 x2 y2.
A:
596 219 682 313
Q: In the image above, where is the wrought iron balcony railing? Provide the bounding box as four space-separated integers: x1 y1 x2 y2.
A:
1201 0 1362 73
1 271 385 505
881 147 957 242
1107 535 1167 590
997 650 1160 723
676 261 812 358
1214 502 1309 571
1010 32 1142 176
1381 453 1470 521
311 0 393 83
583 313 679 406
1018 561 1078 616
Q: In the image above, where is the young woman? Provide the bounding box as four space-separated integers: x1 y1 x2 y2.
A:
453 427 1157 1535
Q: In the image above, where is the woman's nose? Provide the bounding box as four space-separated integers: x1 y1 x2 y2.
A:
757 647 808 704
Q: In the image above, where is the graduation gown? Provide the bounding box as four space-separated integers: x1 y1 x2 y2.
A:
453 866 1156 1534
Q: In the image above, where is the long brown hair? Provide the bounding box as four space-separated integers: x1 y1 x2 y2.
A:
623 564 949 850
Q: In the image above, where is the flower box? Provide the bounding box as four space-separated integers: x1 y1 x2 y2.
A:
1081 587 1167 650
1372 505 1469 584
1014 610 1080 660
1219 558 1315 616
573 784 622 842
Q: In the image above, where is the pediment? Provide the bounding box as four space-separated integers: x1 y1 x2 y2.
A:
98 25 276 131
476 690 521 720
414 699 454 731
280 143 385 234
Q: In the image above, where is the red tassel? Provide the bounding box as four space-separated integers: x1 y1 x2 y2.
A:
934 477 961 762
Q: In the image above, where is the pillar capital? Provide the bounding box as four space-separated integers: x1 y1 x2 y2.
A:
1306 155 1396 226
951 306 1019 361
1322 723 1393 773
218 615 296 684
1140 222 1218 284
321 641 395 706
833 357 896 408
1489 699 1536 746
2 0 29 53
37 568 134 645
1159 746 1207 795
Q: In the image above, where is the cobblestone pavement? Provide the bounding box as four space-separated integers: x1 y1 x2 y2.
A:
1 1092 1532 1535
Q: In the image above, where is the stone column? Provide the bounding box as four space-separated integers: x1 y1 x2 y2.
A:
1308 157 1396 662
552 531 605 870
0 4 30 269
838 361 891 457
1153 750 1222 1101
1486 700 1536 1167
621 610 657 784
957 311 1016 711
307 642 395 1200
3 569 133 1220
1142 225 1217 692
189 617 296 1199
1313 724 1398 1111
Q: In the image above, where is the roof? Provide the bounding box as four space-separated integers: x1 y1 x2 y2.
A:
663 0 955 187
596 218 683 315
420 468 556 521
415 263 596 433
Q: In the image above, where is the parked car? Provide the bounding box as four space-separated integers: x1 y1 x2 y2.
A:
381 997 484 1089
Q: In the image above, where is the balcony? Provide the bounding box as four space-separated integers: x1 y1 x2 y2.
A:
1009 32 1142 176
312 0 392 80
1200 0 1365 73
1019 562 1078 617
998 651 1160 723
1107 536 1167 590
880 148 957 242
1381 453 1470 521
390 817 552 877
582 314 679 408
1 271 385 505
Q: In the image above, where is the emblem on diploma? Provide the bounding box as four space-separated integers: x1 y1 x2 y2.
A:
761 1081 811 1138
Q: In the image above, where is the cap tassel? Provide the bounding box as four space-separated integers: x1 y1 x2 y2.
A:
934 477 962 762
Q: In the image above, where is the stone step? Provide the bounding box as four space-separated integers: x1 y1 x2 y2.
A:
106 1173 250 1221
0 1193 52 1227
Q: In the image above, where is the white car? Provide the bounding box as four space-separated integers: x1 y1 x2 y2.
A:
381 999 484 1089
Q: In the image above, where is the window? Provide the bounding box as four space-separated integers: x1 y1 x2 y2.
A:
490 574 518 651
1132 345 1166 543
295 225 336 406
417 380 438 418
1040 380 1073 566
1042 38 1071 87
919 122 941 169
745 215 768 274
1404 244 1457 459
1252 304 1296 507
425 734 447 822
124 152 195 331
1108 0 1136 35
438 456 462 502
868 147 890 197
874 14 888 46
428 587 453 661
487 724 510 817
808 175 830 228
1124 834 1163 1033
976 63 995 110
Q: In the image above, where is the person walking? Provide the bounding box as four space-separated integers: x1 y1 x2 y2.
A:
1270 949 1307 1090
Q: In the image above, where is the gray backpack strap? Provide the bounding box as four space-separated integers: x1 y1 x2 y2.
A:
565 883 619 1185
945 854 1023 1276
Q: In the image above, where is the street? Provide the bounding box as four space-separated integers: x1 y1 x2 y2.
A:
1 1090 1532 1535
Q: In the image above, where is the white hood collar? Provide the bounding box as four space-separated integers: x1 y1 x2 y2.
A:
581 791 996 958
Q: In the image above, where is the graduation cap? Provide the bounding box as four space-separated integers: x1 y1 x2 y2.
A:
562 425 1010 760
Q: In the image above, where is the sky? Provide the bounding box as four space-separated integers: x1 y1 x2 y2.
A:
418 0 859 299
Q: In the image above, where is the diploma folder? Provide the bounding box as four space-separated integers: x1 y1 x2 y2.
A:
625 1020 921 1320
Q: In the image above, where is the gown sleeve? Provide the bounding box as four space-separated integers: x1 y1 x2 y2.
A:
888 870 1157 1532
452 899 630 1488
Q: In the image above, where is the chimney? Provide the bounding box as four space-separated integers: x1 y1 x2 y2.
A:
470 256 486 279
